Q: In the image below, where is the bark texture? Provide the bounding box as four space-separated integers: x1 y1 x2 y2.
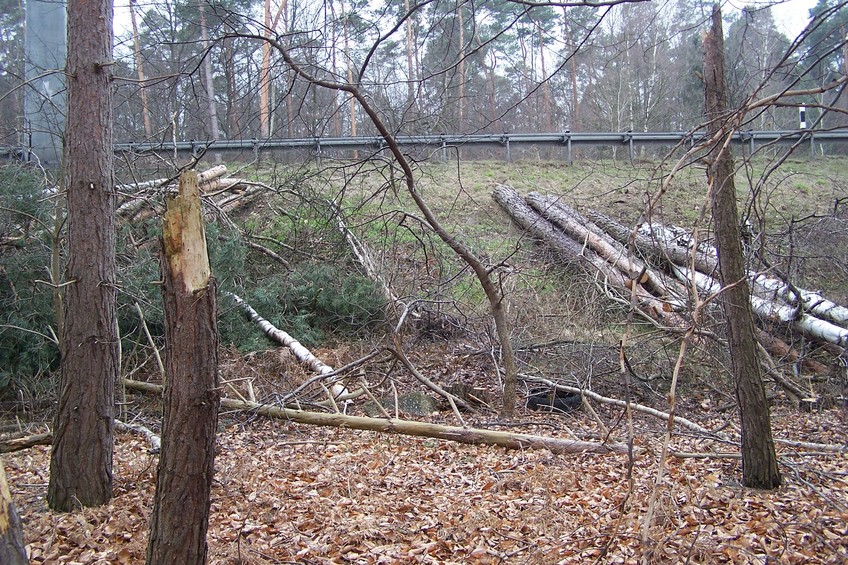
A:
146 172 220 565
704 6 781 489
48 0 117 511
0 462 27 564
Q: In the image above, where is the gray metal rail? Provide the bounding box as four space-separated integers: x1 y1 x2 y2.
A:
112 130 848 163
4 129 847 163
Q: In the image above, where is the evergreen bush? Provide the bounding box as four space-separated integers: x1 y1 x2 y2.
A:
0 166 59 396
0 163 388 396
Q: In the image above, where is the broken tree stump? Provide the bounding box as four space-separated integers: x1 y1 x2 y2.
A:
147 171 220 565
0 461 27 564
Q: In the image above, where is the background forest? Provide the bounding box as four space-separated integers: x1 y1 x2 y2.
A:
2 0 847 147
0 0 845 398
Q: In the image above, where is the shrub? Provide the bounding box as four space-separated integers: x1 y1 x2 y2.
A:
0 166 59 396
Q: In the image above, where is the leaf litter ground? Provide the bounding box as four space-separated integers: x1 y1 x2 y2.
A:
6 402 847 564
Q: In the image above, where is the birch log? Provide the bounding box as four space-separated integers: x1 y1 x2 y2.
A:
584 209 719 275
751 274 848 326
588 209 847 337
226 292 350 400
673 265 848 347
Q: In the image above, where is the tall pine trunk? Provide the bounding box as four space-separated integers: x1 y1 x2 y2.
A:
703 5 781 489
48 0 117 512
129 0 152 138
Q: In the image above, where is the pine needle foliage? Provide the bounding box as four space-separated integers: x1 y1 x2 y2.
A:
0 163 388 397
0 166 59 395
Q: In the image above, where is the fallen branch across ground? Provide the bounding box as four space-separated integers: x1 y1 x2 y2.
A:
0 420 160 454
122 378 630 455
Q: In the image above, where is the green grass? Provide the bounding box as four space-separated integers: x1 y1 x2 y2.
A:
326 155 847 320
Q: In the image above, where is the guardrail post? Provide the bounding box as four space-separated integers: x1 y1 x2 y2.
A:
502 135 511 163
564 131 572 165
624 131 633 164
441 137 447 163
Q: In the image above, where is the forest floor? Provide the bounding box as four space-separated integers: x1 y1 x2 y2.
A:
5 376 848 564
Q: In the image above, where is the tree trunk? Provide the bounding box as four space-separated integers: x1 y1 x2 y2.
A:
704 5 780 489
260 0 271 138
458 5 465 132
48 0 117 512
403 0 417 117
0 462 27 564
146 171 220 565
199 1 221 163
222 37 239 136
129 0 152 138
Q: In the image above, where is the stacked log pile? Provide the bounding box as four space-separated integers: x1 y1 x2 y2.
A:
493 184 847 381
116 165 266 222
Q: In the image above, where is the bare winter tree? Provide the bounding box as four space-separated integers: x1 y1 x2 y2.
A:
703 5 781 489
213 0 649 416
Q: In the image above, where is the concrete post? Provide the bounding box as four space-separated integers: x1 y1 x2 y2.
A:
24 0 67 167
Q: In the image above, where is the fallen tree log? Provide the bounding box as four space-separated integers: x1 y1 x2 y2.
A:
116 165 228 196
673 266 848 348
755 329 830 376
586 208 844 363
527 193 678 301
751 274 848 327
0 432 51 453
589 209 848 331
117 167 264 223
226 292 351 403
493 185 687 328
492 183 585 259
584 209 719 275
117 166 230 216
122 378 629 455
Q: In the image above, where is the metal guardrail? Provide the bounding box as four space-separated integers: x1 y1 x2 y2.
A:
111 130 848 163
5 130 848 163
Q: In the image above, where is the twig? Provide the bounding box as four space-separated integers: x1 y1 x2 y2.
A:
135 302 165 379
